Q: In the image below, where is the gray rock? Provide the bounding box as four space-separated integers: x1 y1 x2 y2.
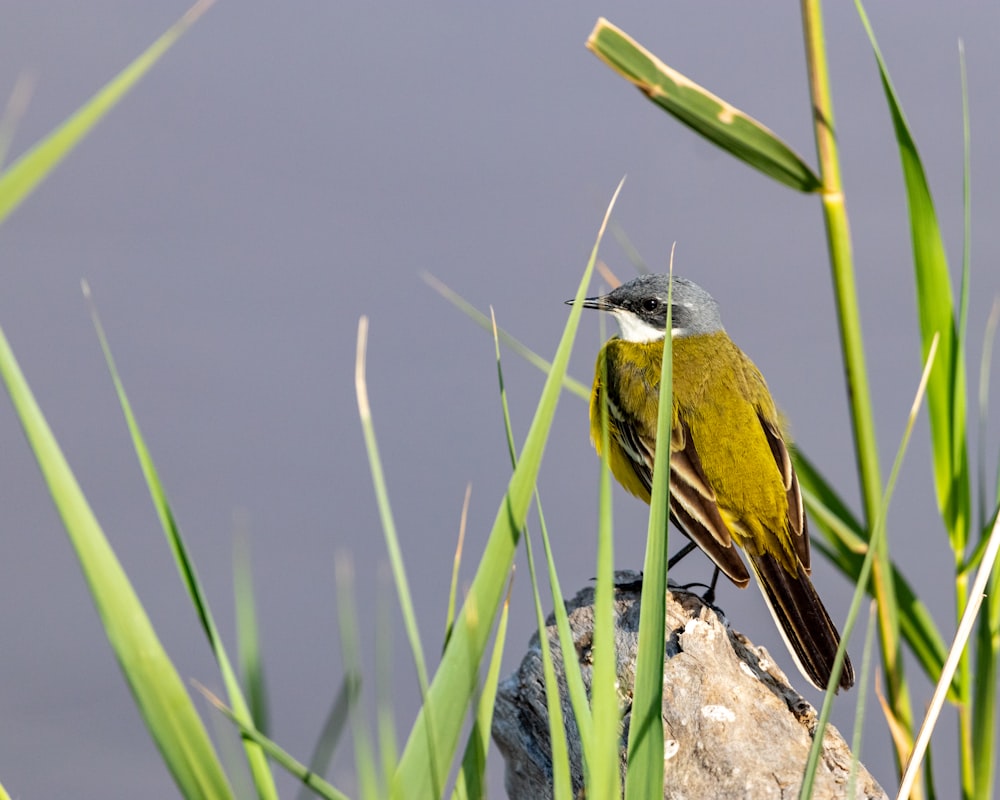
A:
492 571 886 800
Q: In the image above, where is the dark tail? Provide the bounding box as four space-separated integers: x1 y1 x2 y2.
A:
747 551 854 692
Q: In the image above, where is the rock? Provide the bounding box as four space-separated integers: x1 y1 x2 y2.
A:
492 571 886 800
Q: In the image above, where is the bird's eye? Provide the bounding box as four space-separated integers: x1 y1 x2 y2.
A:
641 298 659 312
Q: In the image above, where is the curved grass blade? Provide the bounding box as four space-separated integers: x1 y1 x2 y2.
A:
973 300 1000 800
293 677 358 800
85 285 278 799
392 179 625 798
233 530 270 736
492 308 575 798
795 451 954 699
586 18 821 192
422 272 591 401
855 0 970 557
375 565 399 792
591 312 621 799
847 603 879 799
623 251 673 800
451 571 515 800
198 683 349 800
356 317 441 797
0 0 214 226
0 323 233 799
898 507 1000 800
443 484 472 652
977 300 1000 535
522 519 574 799
802 335 938 798
334 555 380 800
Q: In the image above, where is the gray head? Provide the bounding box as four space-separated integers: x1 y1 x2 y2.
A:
577 274 723 342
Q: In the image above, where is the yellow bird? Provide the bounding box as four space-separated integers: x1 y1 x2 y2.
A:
581 274 853 691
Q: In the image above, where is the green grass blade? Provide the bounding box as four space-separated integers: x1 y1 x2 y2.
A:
0 323 233 799
199 684 350 800
586 18 821 192
392 179 624 799
899 507 1000 800
443 484 472 652
523 519 575 799
855 0 971 557
0 0 214 226
422 272 591 402
972 302 1000 800
972 502 1000 800
802 335 938 797
487 305 595 757
492 308 576 797
624 254 673 800
451 573 514 800
795 451 954 697
85 286 278 800
334 555 380 800
234 531 270 737
977 301 1000 534
293 677 359 800
590 323 621 799
375 565 400 792
355 317 441 797
847 603 879 800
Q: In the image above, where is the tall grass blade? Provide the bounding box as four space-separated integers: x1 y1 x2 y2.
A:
198 683 350 800
293 677 358 800
334 555 380 800
591 317 621 799
586 18 821 192
443 484 472 652
233 530 270 736
855 0 970 556
422 272 591 401
0 0 214 226
451 572 514 800
847 603 879 800
523 519 575 798
898 507 1000 800
802 335 938 798
85 284 277 799
355 316 441 797
977 300 1000 532
623 249 674 799
796 452 953 697
492 308 574 798
0 325 233 798
392 179 624 798
375 565 400 791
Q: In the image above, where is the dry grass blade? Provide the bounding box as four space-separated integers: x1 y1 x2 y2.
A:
897 508 1000 799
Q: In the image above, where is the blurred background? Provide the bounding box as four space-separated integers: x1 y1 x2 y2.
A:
1 2 998 797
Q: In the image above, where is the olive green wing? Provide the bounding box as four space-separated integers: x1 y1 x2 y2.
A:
666 418 751 587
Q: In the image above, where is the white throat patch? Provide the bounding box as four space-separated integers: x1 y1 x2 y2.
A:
613 309 679 343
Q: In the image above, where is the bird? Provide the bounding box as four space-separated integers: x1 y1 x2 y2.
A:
577 273 854 691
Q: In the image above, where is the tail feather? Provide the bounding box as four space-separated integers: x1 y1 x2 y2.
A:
747 551 854 692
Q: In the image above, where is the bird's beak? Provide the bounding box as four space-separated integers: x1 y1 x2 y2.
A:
565 295 610 310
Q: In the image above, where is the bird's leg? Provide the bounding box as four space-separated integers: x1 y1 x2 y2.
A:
667 541 698 570
701 567 721 606
671 563 722 608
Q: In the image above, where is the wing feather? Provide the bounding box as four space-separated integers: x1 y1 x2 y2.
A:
759 414 810 571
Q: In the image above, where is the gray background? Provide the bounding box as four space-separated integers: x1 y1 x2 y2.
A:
1 2 998 797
